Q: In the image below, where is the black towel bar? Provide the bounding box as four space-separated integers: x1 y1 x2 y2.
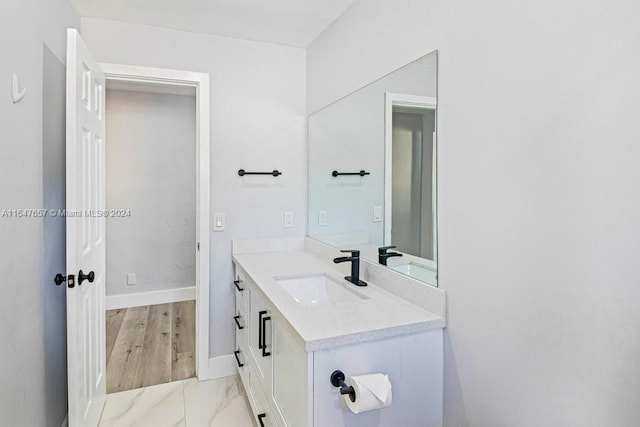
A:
238 169 282 177
332 170 370 177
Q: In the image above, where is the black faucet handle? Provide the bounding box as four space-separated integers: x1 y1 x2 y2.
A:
378 246 397 254
339 249 360 257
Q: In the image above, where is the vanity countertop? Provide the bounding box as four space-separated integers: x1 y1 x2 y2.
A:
233 250 445 352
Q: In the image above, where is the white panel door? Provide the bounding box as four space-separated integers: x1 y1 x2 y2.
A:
66 28 106 427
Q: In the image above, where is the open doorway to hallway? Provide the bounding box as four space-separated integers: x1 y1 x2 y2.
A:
103 81 198 394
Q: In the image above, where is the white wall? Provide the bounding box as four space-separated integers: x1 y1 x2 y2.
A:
81 18 307 358
0 0 79 425
105 89 196 296
308 0 640 425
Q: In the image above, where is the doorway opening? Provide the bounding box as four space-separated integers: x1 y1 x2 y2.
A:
384 93 437 265
101 65 210 393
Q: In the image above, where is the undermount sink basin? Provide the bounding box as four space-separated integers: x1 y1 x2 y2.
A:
274 274 367 307
390 262 437 283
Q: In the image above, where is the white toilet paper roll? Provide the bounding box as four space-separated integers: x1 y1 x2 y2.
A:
342 373 393 414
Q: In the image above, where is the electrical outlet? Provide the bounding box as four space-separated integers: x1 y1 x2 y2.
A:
127 273 136 286
373 206 382 222
284 211 294 228
319 210 328 226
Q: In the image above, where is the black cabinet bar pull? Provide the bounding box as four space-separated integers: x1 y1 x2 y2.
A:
238 169 282 177
234 279 244 291
258 310 267 349
234 315 244 330
234 350 244 368
261 316 271 357
332 170 370 177
257 413 266 427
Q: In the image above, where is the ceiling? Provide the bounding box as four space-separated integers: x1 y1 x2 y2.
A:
69 0 356 47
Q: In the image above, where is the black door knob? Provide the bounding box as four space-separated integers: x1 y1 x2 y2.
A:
54 274 66 286
78 270 95 285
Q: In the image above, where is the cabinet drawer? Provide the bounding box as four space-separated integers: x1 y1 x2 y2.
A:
233 346 247 372
248 284 273 389
233 267 247 307
234 308 247 331
236 324 247 356
234 298 247 353
235 288 244 313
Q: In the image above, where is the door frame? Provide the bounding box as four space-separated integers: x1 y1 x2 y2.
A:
101 63 211 380
384 92 437 266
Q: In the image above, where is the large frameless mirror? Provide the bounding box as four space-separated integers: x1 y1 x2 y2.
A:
307 51 438 286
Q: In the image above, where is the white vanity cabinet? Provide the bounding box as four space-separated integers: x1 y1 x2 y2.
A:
234 266 311 427
233 259 444 427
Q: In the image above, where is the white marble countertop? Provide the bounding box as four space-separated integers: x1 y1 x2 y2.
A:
233 250 445 352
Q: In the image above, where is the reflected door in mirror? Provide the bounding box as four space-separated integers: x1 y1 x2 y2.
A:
389 107 436 261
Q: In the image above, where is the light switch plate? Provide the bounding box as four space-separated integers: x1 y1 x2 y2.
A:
318 210 328 226
284 211 294 228
127 273 136 286
213 212 226 231
373 206 382 222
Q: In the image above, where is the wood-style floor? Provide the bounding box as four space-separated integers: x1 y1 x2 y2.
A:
106 300 196 394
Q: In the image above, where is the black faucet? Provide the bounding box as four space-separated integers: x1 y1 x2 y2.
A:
333 249 367 287
378 246 403 266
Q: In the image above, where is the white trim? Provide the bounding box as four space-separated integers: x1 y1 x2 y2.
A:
101 63 207 88
385 92 437 110
208 355 238 379
384 93 437 248
101 63 211 380
105 287 196 310
431 129 438 262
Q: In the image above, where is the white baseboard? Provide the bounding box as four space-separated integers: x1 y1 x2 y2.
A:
208 355 238 380
106 287 196 310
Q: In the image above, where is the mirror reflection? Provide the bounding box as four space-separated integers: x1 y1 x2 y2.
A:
308 51 438 286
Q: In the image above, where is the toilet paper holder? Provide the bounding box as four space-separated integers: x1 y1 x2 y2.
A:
330 370 356 401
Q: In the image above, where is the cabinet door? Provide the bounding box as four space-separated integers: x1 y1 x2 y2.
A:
248 283 273 390
255 388 278 427
271 321 309 427
248 356 278 427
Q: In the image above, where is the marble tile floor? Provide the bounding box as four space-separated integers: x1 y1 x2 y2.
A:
99 375 255 427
